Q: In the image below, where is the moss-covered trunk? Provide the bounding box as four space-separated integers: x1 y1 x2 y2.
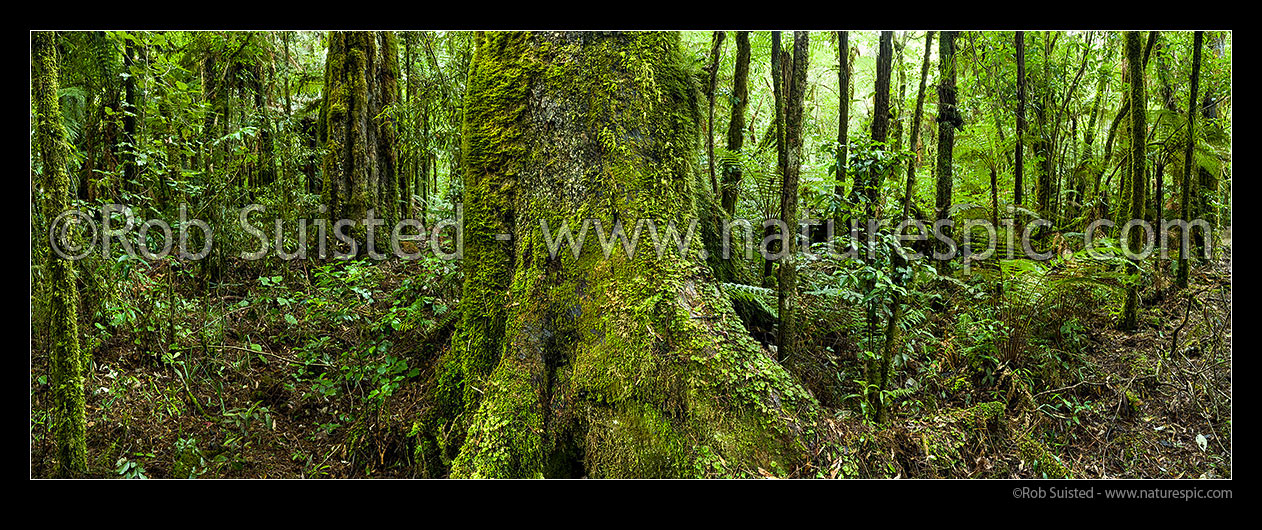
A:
1119 31 1147 331
34 30 88 477
320 31 400 251
420 31 818 479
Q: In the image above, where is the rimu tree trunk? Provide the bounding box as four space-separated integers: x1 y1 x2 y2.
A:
418 32 819 479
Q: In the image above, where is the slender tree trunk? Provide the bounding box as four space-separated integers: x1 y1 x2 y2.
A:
883 33 933 421
777 32 809 363
1177 32 1203 289
874 29 935 424
891 34 908 155
764 32 788 288
934 31 960 230
1193 33 1221 257
1049 33 1093 221
706 31 726 197
421 99 431 225
1015 31 1025 208
1103 32 1159 206
1034 33 1053 218
989 165 1002 232
34 31 88 478
772 32 786 179
1120 31 1147 331
869 31 894 218
881 34 934 424
196 40 227 285
122 33 139 195
834 30 850 230
282 32 296 205
858 31 896 419
255 61 277 194
903 31 934 218
1084 67 1106 162
721 32 750 216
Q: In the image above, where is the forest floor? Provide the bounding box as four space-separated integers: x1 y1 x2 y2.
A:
852 258 1232 479
30 250 1231 479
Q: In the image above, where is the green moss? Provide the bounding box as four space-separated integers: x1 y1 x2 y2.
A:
962 401 1005 429
449 356 546 478
920 427 966 475
417 32 542 477
1018 433 1072 478
584 402 689 478
914 401 1007 476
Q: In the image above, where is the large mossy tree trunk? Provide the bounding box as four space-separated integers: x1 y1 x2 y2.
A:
319 31 400 251
34 31 88 478
422 31 818 479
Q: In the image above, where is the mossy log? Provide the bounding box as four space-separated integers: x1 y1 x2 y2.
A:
419 32 820 478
